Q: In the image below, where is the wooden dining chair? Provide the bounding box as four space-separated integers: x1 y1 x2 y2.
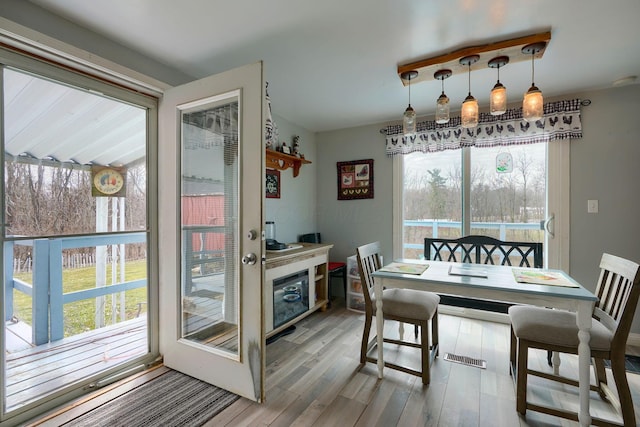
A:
356 241 440 384
508 253 640 426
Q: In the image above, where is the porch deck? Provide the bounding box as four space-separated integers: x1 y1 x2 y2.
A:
5 317 148 412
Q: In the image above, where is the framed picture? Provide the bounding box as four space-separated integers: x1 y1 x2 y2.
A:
337 159 374 200
266 169 280 198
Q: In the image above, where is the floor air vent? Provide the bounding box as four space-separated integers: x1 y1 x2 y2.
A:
443 352 487 369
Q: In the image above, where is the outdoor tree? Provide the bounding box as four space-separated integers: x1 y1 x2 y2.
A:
427 168 447 220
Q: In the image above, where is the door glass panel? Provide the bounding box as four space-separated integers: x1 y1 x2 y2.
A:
402 149 462 259
469 144 545 242
3 66 150 412
180 92 239 357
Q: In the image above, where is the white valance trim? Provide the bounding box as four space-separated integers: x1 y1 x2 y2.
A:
383 99 583 155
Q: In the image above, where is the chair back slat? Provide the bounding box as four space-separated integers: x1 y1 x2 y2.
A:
356 241 382 313
592 253 640 348
425 235 543 268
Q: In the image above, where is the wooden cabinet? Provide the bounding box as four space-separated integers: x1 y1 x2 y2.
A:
265 243 332 337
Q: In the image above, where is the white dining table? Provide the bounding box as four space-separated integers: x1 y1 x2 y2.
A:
372 260 598 427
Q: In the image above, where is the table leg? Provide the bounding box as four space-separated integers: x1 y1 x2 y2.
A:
552 351 560 375
374 277 384 379
576 300 593 427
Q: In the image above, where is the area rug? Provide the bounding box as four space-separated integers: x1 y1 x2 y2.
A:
66 369 240 426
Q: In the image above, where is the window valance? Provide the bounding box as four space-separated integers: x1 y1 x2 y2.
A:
383 99 584 155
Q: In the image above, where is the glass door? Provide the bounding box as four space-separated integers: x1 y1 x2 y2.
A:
397 140 567 269
158 62 265 402
1 53 156 424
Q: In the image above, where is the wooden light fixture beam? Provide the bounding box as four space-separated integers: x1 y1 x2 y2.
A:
398 31 551 86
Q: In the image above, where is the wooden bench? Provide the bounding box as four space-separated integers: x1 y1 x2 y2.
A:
424 235 543 313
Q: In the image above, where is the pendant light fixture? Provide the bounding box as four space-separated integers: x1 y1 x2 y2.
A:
434 69 452 124
522 42 546 122
460 55 479 128
488 56 509 115
401 70 418 136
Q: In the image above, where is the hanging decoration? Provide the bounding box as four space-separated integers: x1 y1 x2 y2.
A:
496 152 513 173
265 81 276 148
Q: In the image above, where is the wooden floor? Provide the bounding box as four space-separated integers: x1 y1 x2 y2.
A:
28 299 640 426
5 317 148 412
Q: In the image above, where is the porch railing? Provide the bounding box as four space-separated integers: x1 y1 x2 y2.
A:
4 232 147 345
403 220 544 252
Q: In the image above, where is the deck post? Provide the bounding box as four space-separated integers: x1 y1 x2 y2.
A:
4 241 14 321
48 238 64 341
33 239 50 345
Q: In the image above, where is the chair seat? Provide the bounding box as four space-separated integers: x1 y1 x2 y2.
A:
372 288 440 321
509 305 613 351
328 262 346 272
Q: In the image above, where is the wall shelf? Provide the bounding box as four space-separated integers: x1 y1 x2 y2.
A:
266 148 311 177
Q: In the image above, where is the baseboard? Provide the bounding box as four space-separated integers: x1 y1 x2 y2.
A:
438 305 510 324
627 333 640 348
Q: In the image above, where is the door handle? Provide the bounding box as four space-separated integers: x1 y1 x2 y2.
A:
242 253 257 265
544 214 555 238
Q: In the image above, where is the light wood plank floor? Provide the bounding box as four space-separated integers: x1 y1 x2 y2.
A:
29 300 640 426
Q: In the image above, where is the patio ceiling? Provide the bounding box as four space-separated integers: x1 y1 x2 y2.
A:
4 68 146 169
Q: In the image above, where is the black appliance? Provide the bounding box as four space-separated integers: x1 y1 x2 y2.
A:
273 270 309 328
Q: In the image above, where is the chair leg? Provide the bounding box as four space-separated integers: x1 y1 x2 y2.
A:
516 339 528 415
593 357 608 399
509 326 516 376
360 312 373 364
414 324 418 339
342 270 347 299
432 309 439 357
610 354 636 426
420 319 430 384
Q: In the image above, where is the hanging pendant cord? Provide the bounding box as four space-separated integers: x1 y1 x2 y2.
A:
467 63 471 96
531 53 535 86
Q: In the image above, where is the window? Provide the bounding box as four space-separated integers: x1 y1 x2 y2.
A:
397 143 547 261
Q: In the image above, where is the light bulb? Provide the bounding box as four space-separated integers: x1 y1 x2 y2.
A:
490 82 507 115
523 85 543 122
461 95 478 128
403 105 416 135
435 93 450 124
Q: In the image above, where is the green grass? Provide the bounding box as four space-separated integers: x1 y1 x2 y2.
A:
12 260 148 337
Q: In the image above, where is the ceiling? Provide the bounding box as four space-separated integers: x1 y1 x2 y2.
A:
26 0 640 133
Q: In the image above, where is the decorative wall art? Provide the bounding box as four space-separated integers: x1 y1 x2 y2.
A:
337 159 374 200
266 169 280 198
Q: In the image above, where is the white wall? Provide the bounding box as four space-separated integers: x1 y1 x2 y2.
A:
568 84 640 333
315 123 394 263
265 113 317 244
316 84 640 334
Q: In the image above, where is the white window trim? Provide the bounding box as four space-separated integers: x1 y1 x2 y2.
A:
0 17 167 97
